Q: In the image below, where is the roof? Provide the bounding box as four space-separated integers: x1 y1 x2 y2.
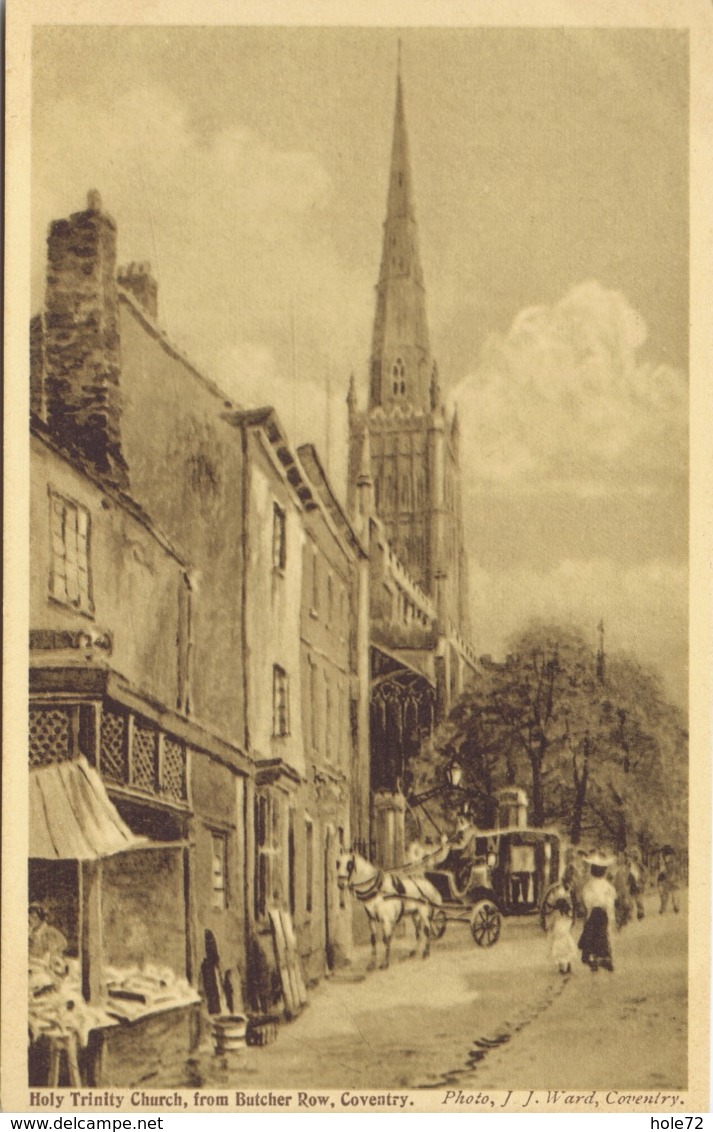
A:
30 756 148 860
296 443 367 558
223 405 318 512
31 420 190 570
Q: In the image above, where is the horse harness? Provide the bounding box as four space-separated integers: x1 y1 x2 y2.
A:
348 863 434 907
349 868 385 903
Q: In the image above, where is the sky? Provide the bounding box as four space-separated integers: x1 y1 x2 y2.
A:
31 24 689 707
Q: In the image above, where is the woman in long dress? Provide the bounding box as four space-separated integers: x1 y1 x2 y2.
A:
549 898 578 975
578 852 617 972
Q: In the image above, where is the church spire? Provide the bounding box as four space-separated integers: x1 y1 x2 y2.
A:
369 67 432 411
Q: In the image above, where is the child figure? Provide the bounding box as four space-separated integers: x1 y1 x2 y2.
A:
549 898 577 975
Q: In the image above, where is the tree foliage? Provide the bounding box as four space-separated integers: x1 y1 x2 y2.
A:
414 621 687 854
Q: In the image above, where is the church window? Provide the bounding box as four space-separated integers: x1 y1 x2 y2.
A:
401 475 411 508
272 665 290 737
391 358 405 396
400 381 405 395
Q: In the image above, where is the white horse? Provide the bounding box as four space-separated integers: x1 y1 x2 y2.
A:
336 851 442 970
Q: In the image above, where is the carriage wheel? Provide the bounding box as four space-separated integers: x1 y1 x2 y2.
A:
540 883 575 932
470 900 501 947
431 908 447 940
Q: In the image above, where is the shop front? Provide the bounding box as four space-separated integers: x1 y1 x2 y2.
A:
28 755 199 1088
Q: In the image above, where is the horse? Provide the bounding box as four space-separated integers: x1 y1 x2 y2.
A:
336 851 442 970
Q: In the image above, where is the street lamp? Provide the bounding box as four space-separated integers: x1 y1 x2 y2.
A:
446 758 463 789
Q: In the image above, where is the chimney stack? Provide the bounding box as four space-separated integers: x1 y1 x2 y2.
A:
117 261 158 320
44 191 129 490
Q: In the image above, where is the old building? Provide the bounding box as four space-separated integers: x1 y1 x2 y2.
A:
297 443 370 967
30 191 369 1052
32 193 253 1003
347 73 479 866
29 420 204 1083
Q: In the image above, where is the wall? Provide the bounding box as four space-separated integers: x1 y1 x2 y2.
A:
117 300 247 750
244 431 304 774
191 754 247 992
30 433 188 712
102 848 186 975
297 474 359 973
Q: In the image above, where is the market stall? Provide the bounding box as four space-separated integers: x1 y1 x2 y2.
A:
29 756 199 1087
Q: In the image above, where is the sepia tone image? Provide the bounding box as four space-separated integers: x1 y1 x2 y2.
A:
6 6 709 1114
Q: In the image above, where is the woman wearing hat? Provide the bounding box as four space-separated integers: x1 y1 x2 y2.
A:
577 851 617 972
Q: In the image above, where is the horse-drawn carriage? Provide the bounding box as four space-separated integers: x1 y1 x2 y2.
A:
424 824 561 945
336 822 563 966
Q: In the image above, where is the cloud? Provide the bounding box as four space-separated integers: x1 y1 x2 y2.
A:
469 555 688 708
32 82 372 506
452 281 688 494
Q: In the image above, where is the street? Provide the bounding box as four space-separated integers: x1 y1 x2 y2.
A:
164 890 686 1092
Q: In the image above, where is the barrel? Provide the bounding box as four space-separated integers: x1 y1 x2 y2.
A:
211 1014 248 1054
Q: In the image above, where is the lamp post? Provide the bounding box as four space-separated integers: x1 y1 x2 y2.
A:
409 757 464 807
407 757 493 839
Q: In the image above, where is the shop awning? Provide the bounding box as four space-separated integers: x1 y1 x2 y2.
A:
30 756 148 860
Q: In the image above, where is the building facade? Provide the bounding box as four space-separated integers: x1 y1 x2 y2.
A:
29 192 368 1061
347 73 479 866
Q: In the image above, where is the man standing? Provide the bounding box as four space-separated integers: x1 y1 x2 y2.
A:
657 846 680 914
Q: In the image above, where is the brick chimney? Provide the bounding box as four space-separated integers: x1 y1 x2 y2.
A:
44 190 129 490
117 261 158 320
30 313 47 421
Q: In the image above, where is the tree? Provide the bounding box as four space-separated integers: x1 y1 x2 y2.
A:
423 621 687 853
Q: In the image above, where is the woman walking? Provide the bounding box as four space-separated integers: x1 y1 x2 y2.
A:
578 852 617 972
549 897 578 975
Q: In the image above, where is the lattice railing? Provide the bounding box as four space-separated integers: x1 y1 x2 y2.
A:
163 737 186 801
100 709 126 782
132 720 158 792
29 706 73 767
29 698 188 804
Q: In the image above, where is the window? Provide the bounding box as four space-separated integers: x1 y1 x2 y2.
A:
273 665 290 737
255 791 281 919
210 831 228 910
272 503 286 570
305 818 314 915
288 811 296 917
49 492 93 613
391 358 406 396
310 662 317 751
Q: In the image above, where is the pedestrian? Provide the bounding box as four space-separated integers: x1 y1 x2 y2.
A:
28 903 68 978
549 897 577 975
657 846 680 914
612 852 633 929
625 845 646 921
578 852 617 973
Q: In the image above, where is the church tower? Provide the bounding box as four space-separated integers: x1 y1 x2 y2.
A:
348 67 470 638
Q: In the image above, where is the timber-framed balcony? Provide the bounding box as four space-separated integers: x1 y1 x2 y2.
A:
29 683 190 811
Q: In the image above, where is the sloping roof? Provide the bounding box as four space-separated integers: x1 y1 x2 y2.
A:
30 756 147 860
